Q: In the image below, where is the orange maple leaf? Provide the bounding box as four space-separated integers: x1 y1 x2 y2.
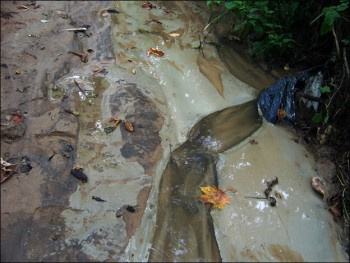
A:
200 186 234 209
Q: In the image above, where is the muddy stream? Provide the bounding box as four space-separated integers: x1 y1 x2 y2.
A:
40 1 348 262
148 100 262 262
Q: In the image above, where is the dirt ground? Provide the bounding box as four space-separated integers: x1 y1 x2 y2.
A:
1 1 348 261
1 1 121 261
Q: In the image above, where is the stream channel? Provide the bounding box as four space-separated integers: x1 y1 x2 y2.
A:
48 1 348 262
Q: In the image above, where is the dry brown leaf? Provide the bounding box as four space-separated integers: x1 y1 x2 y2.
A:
1 158 16 184
109 116 121 127
249 139 258 145
329 206 342 217
1 158 13 168
124 121 134 132
274 191 283 199
200 186 230 209
81 52 89 63
92 67 103 74
17 5 29 10
141 2 154 9
311 176 325 197
11 115 22 123
147 48 164 57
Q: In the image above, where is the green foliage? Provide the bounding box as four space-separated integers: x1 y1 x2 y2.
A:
206 0 349 61
312 113 324 124
312 112 329 124
252 33 295 57
341 39 350 46
310 0 349 35
312 85 332 124
320 85 331 94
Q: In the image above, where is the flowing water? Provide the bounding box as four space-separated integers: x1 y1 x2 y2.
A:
49 1 349 262
149 100 262 261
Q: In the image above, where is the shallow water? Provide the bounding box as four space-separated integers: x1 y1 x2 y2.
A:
49 1 349 262
149 100 262 262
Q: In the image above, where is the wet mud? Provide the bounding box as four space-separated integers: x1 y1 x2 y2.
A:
1 1 348 262
149 100 262 261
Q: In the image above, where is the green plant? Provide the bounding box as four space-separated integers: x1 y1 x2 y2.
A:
251 33 295 57
205 1 300 60
310 0 349 36
312 85 331 124
310 0 349 58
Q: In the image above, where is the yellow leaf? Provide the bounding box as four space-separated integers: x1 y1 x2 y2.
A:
200 186 230 209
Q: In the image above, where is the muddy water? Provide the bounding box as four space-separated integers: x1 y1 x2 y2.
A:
46 1 348 262
149 100 262 261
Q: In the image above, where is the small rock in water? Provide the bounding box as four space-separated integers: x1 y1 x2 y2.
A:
71 168 88 183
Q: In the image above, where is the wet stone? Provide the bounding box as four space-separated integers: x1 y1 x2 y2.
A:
108 83 164 175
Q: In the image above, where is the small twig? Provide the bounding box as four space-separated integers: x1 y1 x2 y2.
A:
65 27 87 32
343 47 350 81
332 27 340 59
68 51 88 63
204 6 233 31
73 79 85 94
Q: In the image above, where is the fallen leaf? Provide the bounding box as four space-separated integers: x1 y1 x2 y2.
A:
106 8 120 14
64 109 79 116
124 121 134 132
1 158 14 169
141 2 154 9
146 19 162 25
81 51 89 63
274 191 283 199
71 167 88 183
50 233 60 241
147 48 164 57
92 196 107 202
1 158 16 183
311 176 325 197
17 5 29 10
329 206 342 217
1 170 13 183
116 204 136 217
73 164 84 170
200 186 230 209
53 10 67 18
11 115 22 123
104 126 116 134
108 116 121 127
228 35 240 41
169 33 180 37
249 139 258 145
92 67 103 74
